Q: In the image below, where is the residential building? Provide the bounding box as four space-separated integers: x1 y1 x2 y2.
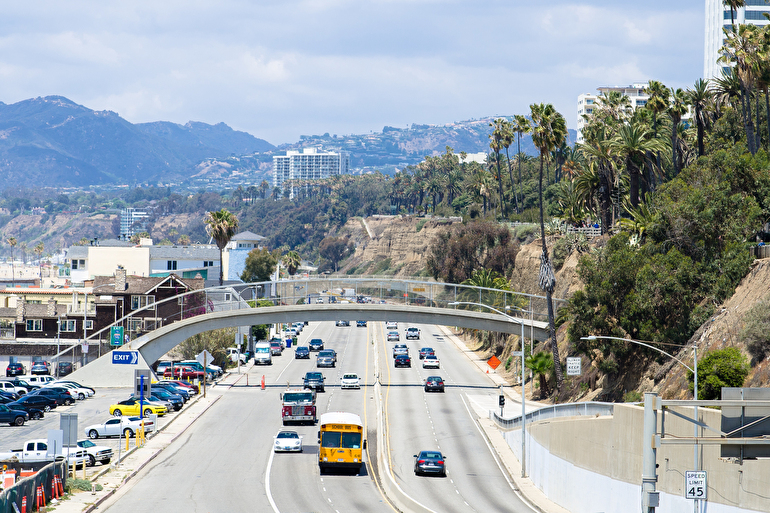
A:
120 208 149 240
705 0 770 80
272 148 350 195
576 83 649 143
223 231 266 281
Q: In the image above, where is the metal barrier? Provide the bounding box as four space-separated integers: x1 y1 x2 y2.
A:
0 458 67 513
491 401 615 431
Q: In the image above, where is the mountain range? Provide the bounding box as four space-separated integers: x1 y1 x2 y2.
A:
0 95 576 190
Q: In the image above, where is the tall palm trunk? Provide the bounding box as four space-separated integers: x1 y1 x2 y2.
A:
696 106 705 157
504 147 519 214
538 153 563 394
671 122 679 176
495 152 506 218
741 85 756 154
756 92 762 153
628 157 640 208
599 167 613 233
765 91 770 152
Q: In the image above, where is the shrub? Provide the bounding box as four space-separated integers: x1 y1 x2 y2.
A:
623 390 642 403
689 347 749 400
740 296 770 363
416 219 428 232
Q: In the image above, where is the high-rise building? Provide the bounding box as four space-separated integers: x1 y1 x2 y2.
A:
272 148 350 194
120 208 149 241
704 0 770 80
576 83 649 143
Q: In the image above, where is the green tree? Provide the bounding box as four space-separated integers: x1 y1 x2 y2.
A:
489 118 507 217
526 351 553 398
610 121 667 208
281 250 301 276
667 87 689 175
178 327 235 369
204 208 239 286
739 296 770 363
685 78 713 158
530 102 568 393
319 236 353 272
689 347 749 400
512 114 531 210
241 248 279 284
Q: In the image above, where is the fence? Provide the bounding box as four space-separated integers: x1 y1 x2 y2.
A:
753 244 770 259
491 401 614 431
0 458 67 513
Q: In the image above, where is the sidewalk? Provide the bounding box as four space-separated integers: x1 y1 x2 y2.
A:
438 325 570 513
48 366 250 512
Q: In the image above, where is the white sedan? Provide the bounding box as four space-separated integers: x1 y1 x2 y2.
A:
340 373 360 389
274 430 303 452
84 416 155 439
422 355 440 369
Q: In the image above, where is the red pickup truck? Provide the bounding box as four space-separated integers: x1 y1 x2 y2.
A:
163 366 204 380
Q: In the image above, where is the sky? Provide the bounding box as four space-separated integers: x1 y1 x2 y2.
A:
0 1 704 145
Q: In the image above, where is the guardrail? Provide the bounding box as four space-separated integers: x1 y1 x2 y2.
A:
491 401 614 431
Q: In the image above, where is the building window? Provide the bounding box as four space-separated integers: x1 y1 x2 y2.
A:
61 320 77 332
131 295 156 310
167 260 177 271
85 320 93 330
71 259 85 270
203 261 214 267
26 319 42 331
128 319 143 332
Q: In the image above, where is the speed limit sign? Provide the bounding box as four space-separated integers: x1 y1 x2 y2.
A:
685 471 707 500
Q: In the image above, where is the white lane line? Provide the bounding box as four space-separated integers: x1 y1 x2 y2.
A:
265 448 280 513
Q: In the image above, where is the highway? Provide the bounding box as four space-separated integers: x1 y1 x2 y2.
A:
99 319 534 512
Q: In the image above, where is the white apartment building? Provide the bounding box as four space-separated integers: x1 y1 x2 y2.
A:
705 0 770 80
120 208 149 240
272 148 350 194
576 83 649 143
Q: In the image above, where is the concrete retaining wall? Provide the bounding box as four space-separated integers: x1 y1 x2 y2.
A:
503 403 770 512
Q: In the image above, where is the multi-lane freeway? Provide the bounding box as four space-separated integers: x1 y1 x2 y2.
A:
100 320 535 512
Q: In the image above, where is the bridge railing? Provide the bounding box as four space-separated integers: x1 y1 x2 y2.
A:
53 278 566 363
491 401 614 431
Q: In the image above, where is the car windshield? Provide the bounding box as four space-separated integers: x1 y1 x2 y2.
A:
310 339 322 345
306 373 322 379
319 350 334 357
343 374 357 379
276 431 299 439
78 440 96 448
421 451 442 459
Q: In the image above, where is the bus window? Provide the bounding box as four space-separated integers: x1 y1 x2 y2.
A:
322 431 341 448
341 432 361 449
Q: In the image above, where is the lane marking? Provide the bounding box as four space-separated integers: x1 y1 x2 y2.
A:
264 448 280 513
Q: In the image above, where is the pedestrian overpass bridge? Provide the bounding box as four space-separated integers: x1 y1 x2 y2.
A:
66 278 562 386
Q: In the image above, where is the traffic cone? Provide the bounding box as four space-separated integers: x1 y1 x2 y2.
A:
261 375 265 390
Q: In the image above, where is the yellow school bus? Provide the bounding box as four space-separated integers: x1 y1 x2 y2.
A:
318 411 365 473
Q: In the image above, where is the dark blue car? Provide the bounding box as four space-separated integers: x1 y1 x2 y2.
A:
295 347 310 359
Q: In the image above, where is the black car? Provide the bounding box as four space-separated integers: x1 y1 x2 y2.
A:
308 339 324 351
57 362 74 377
30 387 75 406
414 450 446 476
294 346 310 359
303 372 325 392
154 383 190 401
13 393 58 412
0 404 28 426
150 390 183 411
0 390 20 401
6 378 39 393
394 355 411 368
424 376 445 393
6 401 44 420
5 362 25 377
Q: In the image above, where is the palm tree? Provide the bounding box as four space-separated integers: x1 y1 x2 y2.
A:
489 119 508 218
610 122 667 208
529 102 567 394
499 120 520 213
579 127 616 233
204 209 239 286
282 250 301 276
512 115 531 208
720 23 760 154
667 88 689 175
685 78 713 157
34 242 44 281
724 0 746 33
525 351 553 399
6 237 17 287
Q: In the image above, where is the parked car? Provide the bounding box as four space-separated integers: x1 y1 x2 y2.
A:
57 362 73 377
303 372 325 392
12 393 58 412
150 390 184 411
45 382 92 400
414 450 446 476
356 320 367 327
30 362 50 375
294 346 310 359
29 387 75 406
53 380 95 395
84 416 155 439
154 383 190 401
387 331 400 342
340 373 360 389
109 398 167 417
6 378 38 393
273 430 303 452
0 404 28 426
424 376 445 393
419 347 435 360
0 381 26 397
164 366 204 380
5 401 44 420
76 439 113 467
308 339 324 351
394 355 411 368
158 379 198 396
21 375 55 387
422 355 440 369
5 363 25 377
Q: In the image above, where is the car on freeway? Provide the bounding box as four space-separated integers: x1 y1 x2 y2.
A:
84 416 155 439
386 321 398 329
393 344 409 358
340 373 360 389
424 376 445 393
5 401 44 420
422 355 440 369
335 320 350 327
30 362 50 375
316 297 323 304
303 372 325 393
294 346 310 359
109 398 168 417
273 430 303 452
29 387 75 406
387 331 400 342
0 404 28 426
356 320 367 327
316 350 336 368
414 450 446 476
5 363 25 377
11 393 57 412
394 354 411 368
406 327 421 340
270 342 283 356
419 347 435 360
76 439 113 467
308 339 324 351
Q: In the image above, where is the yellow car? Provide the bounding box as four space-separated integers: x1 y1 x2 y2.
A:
109 399 167 417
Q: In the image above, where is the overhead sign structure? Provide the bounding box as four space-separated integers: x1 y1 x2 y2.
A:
685 471 707 500
110 326 124 346
112 351 139 365
566 357 582 376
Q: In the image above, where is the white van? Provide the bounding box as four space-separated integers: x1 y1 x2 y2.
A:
254 342 272 365
21 375 55 387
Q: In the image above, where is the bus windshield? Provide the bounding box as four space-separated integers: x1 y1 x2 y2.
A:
321 431 362 449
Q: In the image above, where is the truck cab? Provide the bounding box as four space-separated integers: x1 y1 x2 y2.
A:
280 388 316 425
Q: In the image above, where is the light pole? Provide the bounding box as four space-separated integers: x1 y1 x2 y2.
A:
449 301 528 478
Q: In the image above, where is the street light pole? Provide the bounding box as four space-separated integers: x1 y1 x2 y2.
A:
449 301 528 477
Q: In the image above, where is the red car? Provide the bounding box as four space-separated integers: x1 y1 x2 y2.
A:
159 380 199 394
163 366 204 380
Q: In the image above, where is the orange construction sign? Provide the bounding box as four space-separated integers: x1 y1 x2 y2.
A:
487 355 501 370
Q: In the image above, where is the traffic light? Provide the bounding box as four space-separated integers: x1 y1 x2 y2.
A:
499 395 505 407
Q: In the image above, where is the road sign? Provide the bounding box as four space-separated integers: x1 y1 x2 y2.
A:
112 351 139 365
487 355 501 370
512 351 523 357
110 326 124 346
685 471 707 500
196 350 214 367
567 357 582 376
